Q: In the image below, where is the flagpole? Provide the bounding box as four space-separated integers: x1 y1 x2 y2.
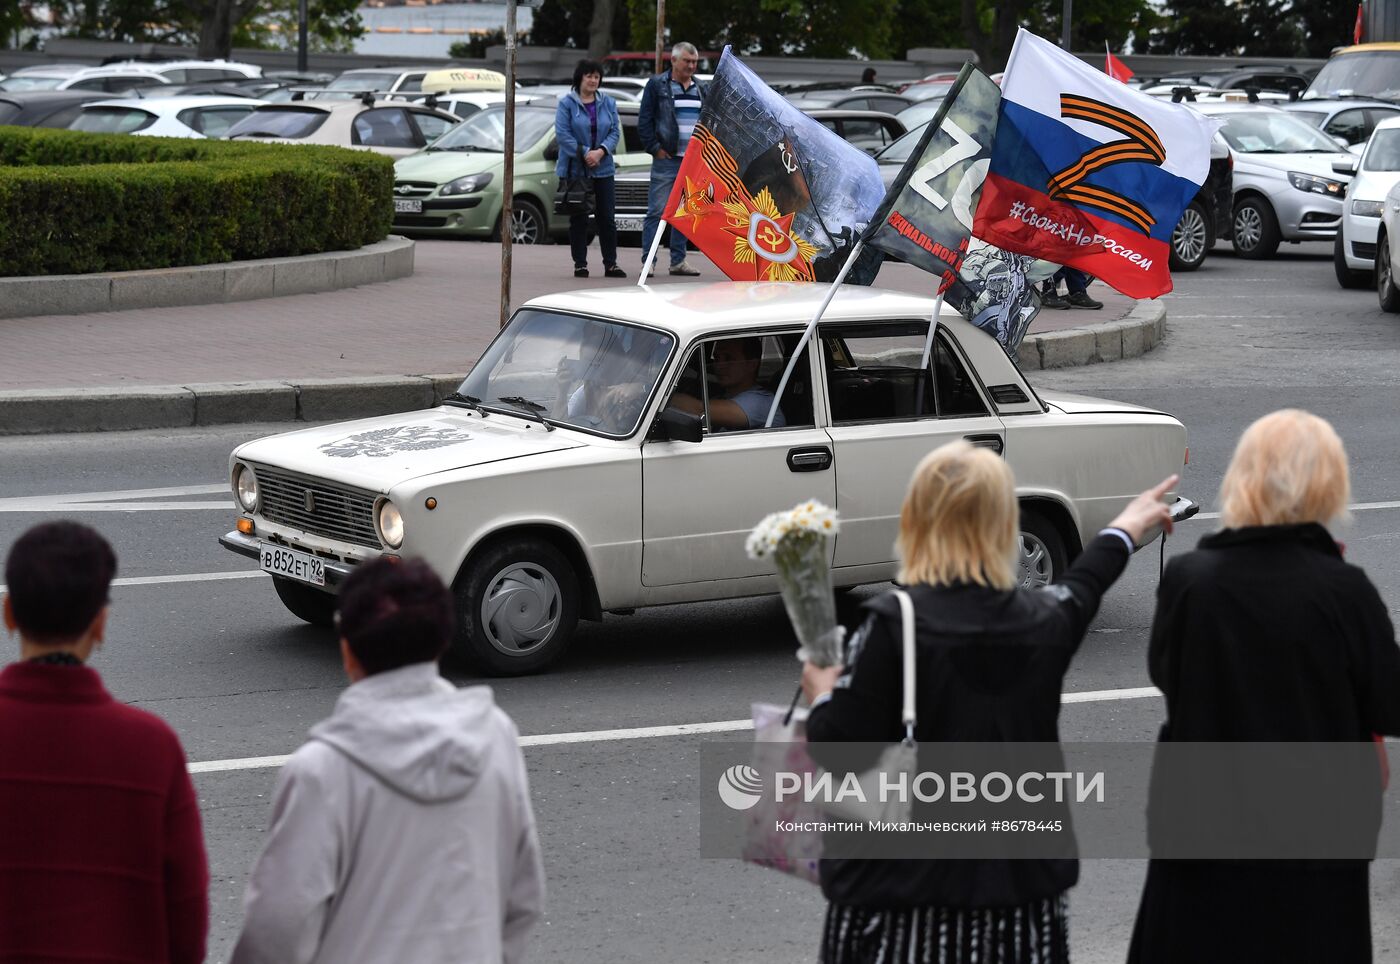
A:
638 224 666 287
764 239 864 428
918 293 945 371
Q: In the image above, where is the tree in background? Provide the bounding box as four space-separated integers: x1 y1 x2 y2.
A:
531 0 629 55
1148 0 1345 56
235 0 364 53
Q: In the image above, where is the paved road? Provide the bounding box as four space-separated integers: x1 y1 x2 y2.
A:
3 241 1400 963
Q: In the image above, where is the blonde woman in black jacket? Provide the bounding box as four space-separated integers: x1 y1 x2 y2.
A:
1127 409 1400 964
803 440 1176 964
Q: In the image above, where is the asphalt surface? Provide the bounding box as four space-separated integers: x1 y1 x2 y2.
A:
3 240 1400 962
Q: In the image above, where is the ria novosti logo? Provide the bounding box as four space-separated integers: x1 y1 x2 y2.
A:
717 764 764 811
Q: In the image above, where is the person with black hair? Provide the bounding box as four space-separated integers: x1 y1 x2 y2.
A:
0 521 208 963
231 557 544 964
556 58 625 278
861 67 878 84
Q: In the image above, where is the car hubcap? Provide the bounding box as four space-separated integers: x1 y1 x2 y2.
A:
1235 207 1262 250
1173 208 1207 263
1381 243 1392 294
481 562 561 657
1018 533 1053 590
511 208 540 244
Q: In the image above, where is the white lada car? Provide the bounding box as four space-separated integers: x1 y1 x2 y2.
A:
220 283 1194 675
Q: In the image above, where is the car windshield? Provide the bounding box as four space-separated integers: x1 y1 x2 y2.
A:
1217 112 1342 153
1365 128 1400 171
456 310 674 437
327 72 400 91
0 76 63 91
877 121 928 164
1308 51 1400 102
896 101 942 129
223 107 328 139
429 106 554 152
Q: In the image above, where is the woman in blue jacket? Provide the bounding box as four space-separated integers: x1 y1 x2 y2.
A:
555 59 625 278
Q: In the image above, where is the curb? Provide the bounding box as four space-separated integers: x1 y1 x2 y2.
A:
1018 299 1166 371
0 237 415 319
0 303 1168 436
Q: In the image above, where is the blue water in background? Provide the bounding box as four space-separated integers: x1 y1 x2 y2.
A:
354 3 535 58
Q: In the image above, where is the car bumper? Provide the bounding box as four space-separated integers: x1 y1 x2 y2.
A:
392 193 497 236
1341 210 1381 270
219 529 358 589
1269 187 1343 241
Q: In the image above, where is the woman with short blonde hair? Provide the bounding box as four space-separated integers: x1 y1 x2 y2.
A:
1129 409 1400 964
805 440 1176 964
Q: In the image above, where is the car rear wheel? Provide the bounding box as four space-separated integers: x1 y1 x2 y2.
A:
1018 509 1068 590
1335 232 1371 289
1231 197 1281 259
272 576 336 628
1378 234 1400 313
455 537 580 675
1168 201 1209 272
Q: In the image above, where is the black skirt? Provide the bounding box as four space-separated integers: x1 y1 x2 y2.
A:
1127 860 1372 964
820 894 1069 964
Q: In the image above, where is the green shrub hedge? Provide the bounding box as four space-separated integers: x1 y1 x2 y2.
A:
0 127 393 276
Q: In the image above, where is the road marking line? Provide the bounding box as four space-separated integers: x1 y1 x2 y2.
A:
0 571 266 595
0 484 230 514
186 686 1165 775
1192 500 1400 522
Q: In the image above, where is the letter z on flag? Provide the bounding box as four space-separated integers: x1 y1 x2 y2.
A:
972 29 1222 299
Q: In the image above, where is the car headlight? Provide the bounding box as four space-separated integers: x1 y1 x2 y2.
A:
376 499 404 549
1351 198 1385 217
233 463 258 511
1288 171 1346 197
439 172 493 197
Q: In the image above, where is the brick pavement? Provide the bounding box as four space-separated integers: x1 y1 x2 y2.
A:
0 239 1135 393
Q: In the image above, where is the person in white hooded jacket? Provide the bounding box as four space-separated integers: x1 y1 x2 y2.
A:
230 557 545 964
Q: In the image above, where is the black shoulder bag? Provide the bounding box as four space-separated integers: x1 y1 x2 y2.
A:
553 148 594 217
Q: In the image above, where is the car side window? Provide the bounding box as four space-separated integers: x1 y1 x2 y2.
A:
353 108 418 148
822 322 936 423
868 97 908 114
664 334 814 434
179 106 254 136
1326 109 1368 145
163 69 190 83
410 110 455 143
933 332 989 417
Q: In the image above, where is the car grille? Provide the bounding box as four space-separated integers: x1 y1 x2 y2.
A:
393 180 437 198
1353 241 1377 261
393 215 449 228
615 180 650 212
252 465 380 549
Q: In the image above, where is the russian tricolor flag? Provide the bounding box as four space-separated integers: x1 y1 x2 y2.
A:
973 30 1221 299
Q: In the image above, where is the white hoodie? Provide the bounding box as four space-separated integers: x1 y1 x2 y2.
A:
230 663 545 964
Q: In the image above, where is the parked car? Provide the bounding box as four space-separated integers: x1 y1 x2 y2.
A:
785 87 912 115
86 59 262 84
1305 43 1400 104
1278 99 1400 148
321 66 434 96
391 101 652 243
872 120 926 189
1196 102 1353 258
1333 115 1400 288
223 97 459 157
0 90 107 128
405 90 543 120
805 108 906 154
896 99 944 131
1169 136 1234 272
69 95 263 138
1194 67 1311 98
217 283 1192 675
1375 178 1400 310
0 67 173 94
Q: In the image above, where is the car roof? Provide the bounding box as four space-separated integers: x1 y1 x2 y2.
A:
1373 114 1400 133
1192 102 1287 116
251 98 452 116
1282 99 1400 111
86 95 265 111
524 283 948 339
0 89 106 104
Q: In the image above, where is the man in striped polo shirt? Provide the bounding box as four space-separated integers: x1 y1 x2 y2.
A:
638 42 707 276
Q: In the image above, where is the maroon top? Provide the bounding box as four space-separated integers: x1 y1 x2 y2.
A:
0 662 208 963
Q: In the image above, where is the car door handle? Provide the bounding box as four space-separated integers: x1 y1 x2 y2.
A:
964 434 1004 455
787 446 832 472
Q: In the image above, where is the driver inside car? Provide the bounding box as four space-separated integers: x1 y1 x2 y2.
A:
668 337 786 431
554 322 661 433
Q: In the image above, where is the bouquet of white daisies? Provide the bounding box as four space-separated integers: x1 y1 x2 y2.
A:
746 500 843 667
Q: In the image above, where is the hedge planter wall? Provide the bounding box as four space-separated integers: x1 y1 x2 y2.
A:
0 128 393 276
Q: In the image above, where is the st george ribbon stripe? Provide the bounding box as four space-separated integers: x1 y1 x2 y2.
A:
187 687 1165 775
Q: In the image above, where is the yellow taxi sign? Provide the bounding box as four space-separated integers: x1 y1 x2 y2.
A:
421 68 507 93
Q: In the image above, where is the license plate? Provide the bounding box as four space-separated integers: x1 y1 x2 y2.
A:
394 198 422 214
259 543 326 587
615 216 645 231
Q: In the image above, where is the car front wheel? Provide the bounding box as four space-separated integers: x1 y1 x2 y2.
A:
1231 197 1281 259
272 576 337 628
1378 234 1400 312
1335 232 1371 289
1018 509 1068 590
1168 200 1209 272
455 537 580 675
507 197 547 245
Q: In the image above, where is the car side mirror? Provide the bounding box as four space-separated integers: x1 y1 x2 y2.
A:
1333 156 1359 175
543 140 559 161
1334 135 1352 150
650 406 703 443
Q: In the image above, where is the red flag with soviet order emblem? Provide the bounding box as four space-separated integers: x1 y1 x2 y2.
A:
660 48 885 283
